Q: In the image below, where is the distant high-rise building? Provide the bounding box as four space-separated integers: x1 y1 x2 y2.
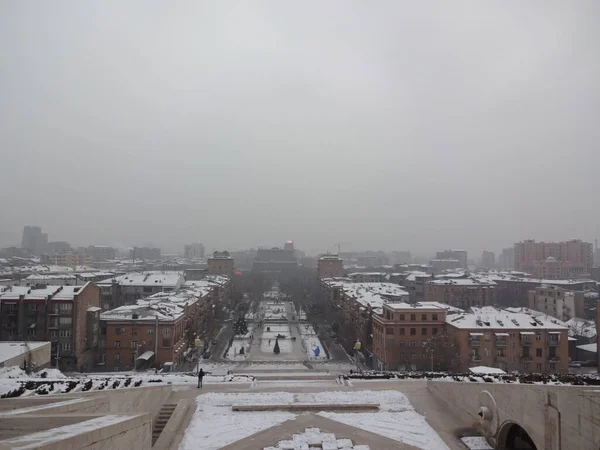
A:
184 243 205 259
435 249 467 268
389 251 412 265
86 246 117 261
21 226 48 255
253 241 298 273
481 250 495 269
514 239 593 279
47 241 71 253
498 248 514 270
208 251 235 278
317 254 344 279
129 246 161 261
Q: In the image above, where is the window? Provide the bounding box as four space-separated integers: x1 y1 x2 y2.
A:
524 362 529 371
535 333 542 341
99 339 106 348
386 327 394 335
60 343 72 351
143 287 153 294
421 328 427 336
398 341 405 347
50 330 58 338
536 363 542 371
59 317 72 325
411 353 416 359
496 348 505 357
114 353 120 363
432 327 438 335
115 340 121 348
59 329 72 337
27 328 36 337
399 353 405 360
28 304 39 311
484 348 490 356
116 327 125 335
410 340 416 347
163 328 171 337
421 314 427 320
536 348 542 357
59 303 72 311
410 314 416 321
97 354 105 365
410 328 416 336
550 363 556 371
132 328 138 336
432 313 438 321
399 328 405 336
147 328 154 335
385 338 394 347
131 341 137 349
399 314 405 320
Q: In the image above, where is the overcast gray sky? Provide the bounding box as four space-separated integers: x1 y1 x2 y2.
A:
1 1 599 256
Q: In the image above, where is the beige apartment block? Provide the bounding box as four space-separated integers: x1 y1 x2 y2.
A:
528 284 584 321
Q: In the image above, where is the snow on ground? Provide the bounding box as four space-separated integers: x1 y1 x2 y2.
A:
266 428 372 450
180 390 448 450
179 392 295 450
261 324 293 353
460 436 493 449
298 323 327 360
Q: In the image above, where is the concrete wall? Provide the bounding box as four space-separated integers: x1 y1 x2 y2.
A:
0 341 51 370
428 380 600 449
0 413 151 450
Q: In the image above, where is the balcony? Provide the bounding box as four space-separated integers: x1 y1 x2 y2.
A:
470 355 482 362
522 355 533 362
521 339 532 347
548 356 560 362
495 340 507 347
548 340 560 347
49 309 59 316
468 339 481 347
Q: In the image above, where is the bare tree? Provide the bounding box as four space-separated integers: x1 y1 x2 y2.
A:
423 331 465 372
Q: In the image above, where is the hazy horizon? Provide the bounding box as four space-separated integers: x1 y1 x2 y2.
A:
1 1 599 257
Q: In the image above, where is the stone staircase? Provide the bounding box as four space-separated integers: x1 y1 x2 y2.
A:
152 403 177 446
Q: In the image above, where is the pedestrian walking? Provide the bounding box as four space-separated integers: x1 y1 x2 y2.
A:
197 368 205 388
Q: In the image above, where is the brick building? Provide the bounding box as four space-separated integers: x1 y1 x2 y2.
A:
446 307 569 374
207 251 235 278
317 254 344 279
425 277 496 309
0 283 100 371
372 302 449 370
98 284 217 371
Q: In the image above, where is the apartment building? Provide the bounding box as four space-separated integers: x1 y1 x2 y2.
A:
129 247 161 261
372 302 448 370
488 274 595 308
528 285 584 321
399 271 433 301
320 278 410 352
97 272 185 310
514 239 593 278
85 246 117 261
0 283 100 371
184 243 205 260
253 242 297 274
348 272 387 283
317 254 344 279
446 308 569 374
425 277 496 309
436 250 467 268
43 251 91 267
98 285 216 371
429 259 461 274
207 251 235 278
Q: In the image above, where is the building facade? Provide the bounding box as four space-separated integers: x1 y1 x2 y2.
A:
528 285 584 321
372 303 448 370
481 251 495 269
0 283 100 371
253 242 298 274
425 278 496 309
21 226 48 255
207 251 235 278
436 250 468 268
129 247 161 261
184 243 205 260
446 308 569 374
514 239 593 278
317 254 344 279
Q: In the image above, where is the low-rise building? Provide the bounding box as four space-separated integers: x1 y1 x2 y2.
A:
0 283 100 371
347 272 387 283
446 307 569 374
528 284 584 321
429 259 461 274
372 302 448 370
97 272 185 310
42 251 91 267
399 271 433 301
98 284 216 371
425 277 496 309
207 251 235 278
317 254 344 279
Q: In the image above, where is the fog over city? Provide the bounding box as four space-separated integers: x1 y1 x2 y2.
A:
1 1 599 255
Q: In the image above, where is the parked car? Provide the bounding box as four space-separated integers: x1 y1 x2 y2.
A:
211 339 218 345
202 351 211 359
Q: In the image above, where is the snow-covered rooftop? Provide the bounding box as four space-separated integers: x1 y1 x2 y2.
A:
384 301 449 311
428 277 495 286
576 343 597 353
469 366 506 375
97 271 184 287
447 306 568 331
